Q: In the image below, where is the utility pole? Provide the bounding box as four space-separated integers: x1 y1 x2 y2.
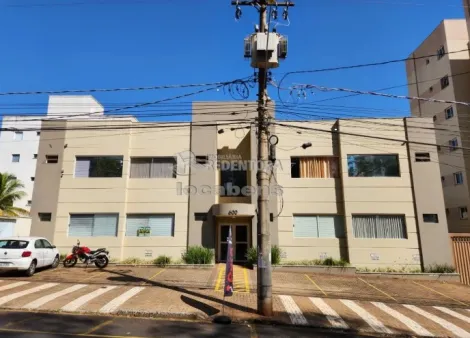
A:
230 0 294 317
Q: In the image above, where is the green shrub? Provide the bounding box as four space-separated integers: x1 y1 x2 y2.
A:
182 246 214 264
425 263 456 273
271 245 282 265
121 257 144 265
320 257 349 267
153 255 171 267
244 246 284 266
246 247 258 266
59 253 67 261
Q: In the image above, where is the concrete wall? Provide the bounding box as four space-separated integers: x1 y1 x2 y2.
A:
406 118 453 266
406 19 470 233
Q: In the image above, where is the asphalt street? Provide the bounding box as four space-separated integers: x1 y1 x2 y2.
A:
0 310 371 338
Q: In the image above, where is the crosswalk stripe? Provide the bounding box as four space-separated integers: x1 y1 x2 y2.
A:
23 284 87 310
0 281 29 292
61 285 117 312
99 287 144 314
309 297 348 329
279 295 308 326
372 302 434 337
404 305 470 338
340 300 393 334
434 307 470 324
0 283 58 306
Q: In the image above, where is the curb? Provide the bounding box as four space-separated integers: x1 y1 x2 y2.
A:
58 262 215 269
115 309 207 321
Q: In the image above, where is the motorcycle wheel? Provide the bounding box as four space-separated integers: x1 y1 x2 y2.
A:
94 256 109 269
63 257 77 267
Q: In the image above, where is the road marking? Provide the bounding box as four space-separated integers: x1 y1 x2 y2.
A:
340 299 393 334
304 275 327 297
243 267 250 292
23 284 87 309
309 297 348 329
434 306 470 324
61 285 117 312
0 281 29 292
249 323 258 338
372 302 433 337
80 271 106 282
0 283 57 306
412 281 468 306
83 319 114 335
99 287 145 313
358 278 397 302
279 295 308 326
404 305 470 338
214 266 224 291
141 269 165 286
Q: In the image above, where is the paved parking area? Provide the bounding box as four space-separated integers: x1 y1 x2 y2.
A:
2 265 470 308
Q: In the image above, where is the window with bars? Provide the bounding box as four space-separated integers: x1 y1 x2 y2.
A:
129 157 176 178
415 152 430 162
352 215 407 239
75 156 123 178
291 157 339 178
125 214 174 237
69 214 118 237
293 215 344 238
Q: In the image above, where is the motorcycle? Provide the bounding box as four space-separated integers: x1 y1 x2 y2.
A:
63 240 110 269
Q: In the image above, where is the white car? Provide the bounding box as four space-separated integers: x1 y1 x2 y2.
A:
0 237 60 276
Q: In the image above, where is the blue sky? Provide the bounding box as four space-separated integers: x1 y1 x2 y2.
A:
0 0 465 122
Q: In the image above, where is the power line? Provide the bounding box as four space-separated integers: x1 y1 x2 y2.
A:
276 47 470 106
294 83 470 108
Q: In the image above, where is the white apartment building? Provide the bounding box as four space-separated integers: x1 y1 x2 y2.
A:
0 96 105 236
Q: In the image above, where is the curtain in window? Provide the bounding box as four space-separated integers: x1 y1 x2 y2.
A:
299 157 338 178
130 158 151 178
150 158 176 178
352 215 376 238
75 158 91 177
352 215 406 239
376 215 406 239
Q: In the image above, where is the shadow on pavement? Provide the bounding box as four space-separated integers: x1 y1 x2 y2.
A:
103 268 258 314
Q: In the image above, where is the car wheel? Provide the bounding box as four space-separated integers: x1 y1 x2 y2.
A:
51 256 59 269
25 260 36 277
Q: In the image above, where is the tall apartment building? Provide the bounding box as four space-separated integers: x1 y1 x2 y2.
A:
406 19 470 233
0 96 105 236
29 103 452 269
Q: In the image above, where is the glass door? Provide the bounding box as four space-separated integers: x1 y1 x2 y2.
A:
218 224 250 262
235 225 249 262
219 225 230 262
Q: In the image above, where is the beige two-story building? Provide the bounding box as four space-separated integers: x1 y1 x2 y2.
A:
29 102 452 269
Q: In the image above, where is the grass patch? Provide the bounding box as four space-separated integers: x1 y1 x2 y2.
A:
153 255 171 267
181 246 214 264
120 257 145 265
425 263 456 273
282 258 349 267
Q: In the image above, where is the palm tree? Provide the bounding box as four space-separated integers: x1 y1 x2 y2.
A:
0 173 29 217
